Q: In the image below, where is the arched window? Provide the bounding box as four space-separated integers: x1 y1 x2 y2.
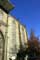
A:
0 31 5 60
0 9 3 21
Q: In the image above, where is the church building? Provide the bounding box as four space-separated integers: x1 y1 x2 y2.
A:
0 0 28 60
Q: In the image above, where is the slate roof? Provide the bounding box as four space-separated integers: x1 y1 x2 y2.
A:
0 0 14 14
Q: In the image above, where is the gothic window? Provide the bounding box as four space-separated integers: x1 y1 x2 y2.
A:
0 10 3 21
0 31 5 60
0 13 3 20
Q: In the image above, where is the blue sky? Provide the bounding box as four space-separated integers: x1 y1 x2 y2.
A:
9 0 40 37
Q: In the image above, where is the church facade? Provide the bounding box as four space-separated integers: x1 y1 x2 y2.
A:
0 8 28 60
